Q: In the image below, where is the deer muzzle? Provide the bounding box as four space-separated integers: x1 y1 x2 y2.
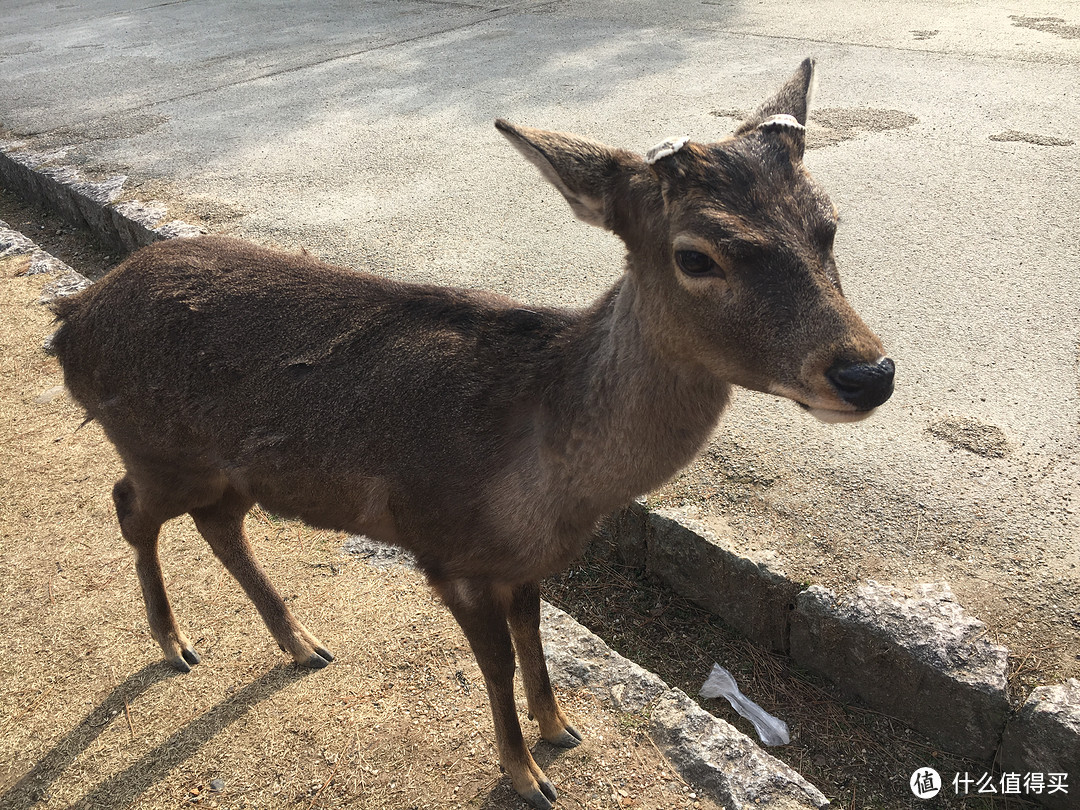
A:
825 357 895 411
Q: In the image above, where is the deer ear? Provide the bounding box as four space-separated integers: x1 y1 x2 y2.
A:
734 58 816 136
495 119 641 230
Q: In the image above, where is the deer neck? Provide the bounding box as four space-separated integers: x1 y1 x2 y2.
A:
548 272 731 515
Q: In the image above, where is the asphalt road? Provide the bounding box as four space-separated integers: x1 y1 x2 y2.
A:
2 1 1078 667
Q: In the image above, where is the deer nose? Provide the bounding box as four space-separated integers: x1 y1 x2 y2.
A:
826 358 895 410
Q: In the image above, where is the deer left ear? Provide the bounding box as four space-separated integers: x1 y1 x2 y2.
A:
495 119 644 231
734 58 816 136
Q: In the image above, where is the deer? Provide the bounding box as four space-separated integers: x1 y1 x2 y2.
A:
51 59 893 808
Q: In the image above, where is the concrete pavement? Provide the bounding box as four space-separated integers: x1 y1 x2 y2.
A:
3 0 1079 669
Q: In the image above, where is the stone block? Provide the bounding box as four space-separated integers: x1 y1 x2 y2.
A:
789 582 1008 762
999 679 1079 810
111 199 170 249
644 508 801 652
0 145 204 254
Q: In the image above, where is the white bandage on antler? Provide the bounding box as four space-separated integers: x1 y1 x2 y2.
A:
645 136 690 164
757 114 805 132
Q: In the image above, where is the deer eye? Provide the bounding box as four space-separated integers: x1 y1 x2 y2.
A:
675 250 721 277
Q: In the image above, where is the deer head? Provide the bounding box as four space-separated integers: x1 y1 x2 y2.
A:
497 58 894 423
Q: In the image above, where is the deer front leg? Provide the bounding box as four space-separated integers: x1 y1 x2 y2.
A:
435 578 558 810
508 581 582 749
189 489 334 669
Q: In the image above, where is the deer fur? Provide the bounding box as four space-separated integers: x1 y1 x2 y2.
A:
51 59 893 808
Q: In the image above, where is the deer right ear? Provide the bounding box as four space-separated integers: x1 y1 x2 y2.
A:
734 58 816 136
495 119 642 230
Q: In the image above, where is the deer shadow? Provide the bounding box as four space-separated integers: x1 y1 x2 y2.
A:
0 662 309 810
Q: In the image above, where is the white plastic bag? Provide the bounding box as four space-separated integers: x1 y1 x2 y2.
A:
699 663 791 746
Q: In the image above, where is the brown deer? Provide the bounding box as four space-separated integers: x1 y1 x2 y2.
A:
52 59 893 808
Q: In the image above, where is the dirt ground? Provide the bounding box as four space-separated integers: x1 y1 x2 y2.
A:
0 264 726 810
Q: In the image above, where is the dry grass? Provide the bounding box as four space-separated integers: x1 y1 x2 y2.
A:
0 271 720 810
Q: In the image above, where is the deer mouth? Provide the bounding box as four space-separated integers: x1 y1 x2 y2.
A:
796 401 878 424
772 382 885 423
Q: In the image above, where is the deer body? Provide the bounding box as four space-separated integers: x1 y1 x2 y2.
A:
52 60 893 808
59 242 726 580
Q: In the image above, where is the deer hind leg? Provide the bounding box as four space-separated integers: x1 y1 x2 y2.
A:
435 578 558 810
113 475 200 671
188 487 334 669
507 581 582 749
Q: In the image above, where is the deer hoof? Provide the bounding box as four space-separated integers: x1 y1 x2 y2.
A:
300 649 334 669
181 648 201 666
522 779 558 809
167 653 194 673
548 725 582 748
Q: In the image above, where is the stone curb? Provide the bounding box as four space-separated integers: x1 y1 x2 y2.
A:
0 141 204 253
607 502 1077 800
790 583 1007 762
0 218 91 303
4 141 1074 806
